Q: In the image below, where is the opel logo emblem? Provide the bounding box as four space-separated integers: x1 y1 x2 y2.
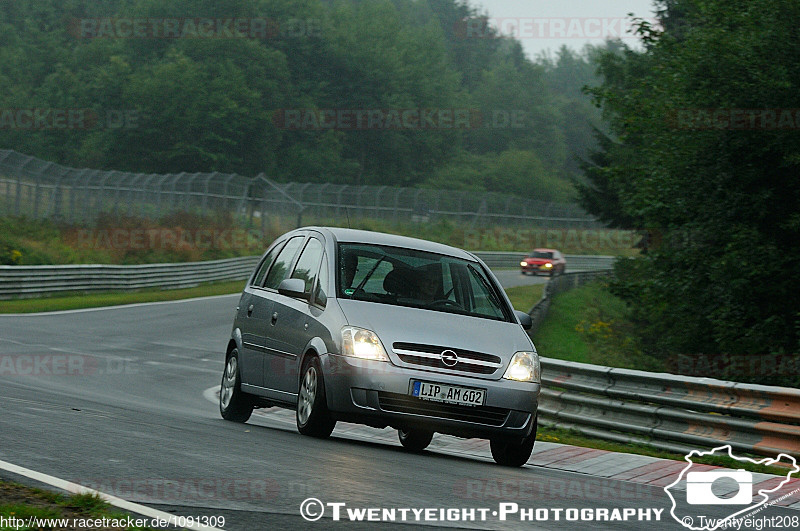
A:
440 349 459 367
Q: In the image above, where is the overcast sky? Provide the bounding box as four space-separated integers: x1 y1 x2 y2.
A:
472 0 658 59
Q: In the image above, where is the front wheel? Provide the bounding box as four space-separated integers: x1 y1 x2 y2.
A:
220 348 254 423
490 417 537 467
297 356 336 438
398 428 434 452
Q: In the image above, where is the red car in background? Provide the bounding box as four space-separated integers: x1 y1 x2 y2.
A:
520 248 566 276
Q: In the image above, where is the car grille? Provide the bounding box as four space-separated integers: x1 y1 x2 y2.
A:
392 342 502 375
377 392 510 426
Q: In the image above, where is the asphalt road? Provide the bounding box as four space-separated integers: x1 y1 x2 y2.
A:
491 269 550 290
0 277 793 530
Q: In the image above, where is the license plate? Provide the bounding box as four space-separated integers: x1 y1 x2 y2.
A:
410 380 485 406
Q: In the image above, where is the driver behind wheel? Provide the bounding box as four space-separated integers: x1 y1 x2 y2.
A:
415 264 442 304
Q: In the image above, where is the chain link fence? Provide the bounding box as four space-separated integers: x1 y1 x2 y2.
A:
0 149 603 229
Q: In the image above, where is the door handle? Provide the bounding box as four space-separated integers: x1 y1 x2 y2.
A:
271 312 279 325
247 304 254 316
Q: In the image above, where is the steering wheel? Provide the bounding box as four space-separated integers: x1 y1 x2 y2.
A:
430 299 463 310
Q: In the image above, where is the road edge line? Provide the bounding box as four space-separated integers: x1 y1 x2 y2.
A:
0 293 240 317
0 458 221 530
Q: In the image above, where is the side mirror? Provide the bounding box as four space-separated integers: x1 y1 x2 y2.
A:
515 310 532 331
277 278 309 301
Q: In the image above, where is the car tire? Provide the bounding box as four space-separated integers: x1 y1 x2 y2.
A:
219 348 254 423
296 356 336 438
490 417 537 467
398 428 434 452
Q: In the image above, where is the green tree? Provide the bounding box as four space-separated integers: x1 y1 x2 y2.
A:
586 0 800 384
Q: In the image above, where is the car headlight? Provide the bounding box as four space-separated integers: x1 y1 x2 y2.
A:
520 261 527 267
544 263 553 268
503 351 541 383
341 326 389 361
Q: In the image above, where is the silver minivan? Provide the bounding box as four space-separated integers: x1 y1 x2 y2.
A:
220 227 541 466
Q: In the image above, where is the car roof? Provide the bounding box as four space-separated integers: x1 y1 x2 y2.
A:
302 227 476 261
531 248 558 253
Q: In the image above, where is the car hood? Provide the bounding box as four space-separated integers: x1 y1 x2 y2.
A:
524 258 553 264
336 298 534 363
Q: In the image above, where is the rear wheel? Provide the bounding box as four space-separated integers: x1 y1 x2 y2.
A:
219 348 254 423
490 417 537 467
296 356 336 438
398 428 434 452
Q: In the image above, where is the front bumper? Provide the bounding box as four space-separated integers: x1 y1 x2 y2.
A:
521 264 553 274
320 353 539 439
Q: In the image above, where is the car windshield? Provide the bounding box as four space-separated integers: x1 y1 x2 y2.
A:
529 251 554 259
338 243 512 322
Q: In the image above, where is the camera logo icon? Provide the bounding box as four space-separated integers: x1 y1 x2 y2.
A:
686 469 752 505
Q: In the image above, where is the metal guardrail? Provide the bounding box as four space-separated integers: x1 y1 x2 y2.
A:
528 270 800 459
0 253 615 300
538 359 800 459
0 256 260 299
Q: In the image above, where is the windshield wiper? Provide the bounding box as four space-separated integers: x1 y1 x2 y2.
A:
351 256 386 298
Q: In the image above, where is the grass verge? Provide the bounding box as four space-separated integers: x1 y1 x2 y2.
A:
0 480 154 530
0 279 245 313
0 214 639 267
533 279 662 371
503 284 545 312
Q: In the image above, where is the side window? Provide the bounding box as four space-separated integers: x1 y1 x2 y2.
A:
264 236 304 290
291 238 324 295
314 251 329 307
466 266 505 319
251 242 282 287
